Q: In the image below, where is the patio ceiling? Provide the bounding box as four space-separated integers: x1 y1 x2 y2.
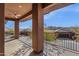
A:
5 3 32 21
5 3 73 21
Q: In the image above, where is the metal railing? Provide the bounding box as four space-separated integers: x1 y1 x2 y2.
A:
44 33 79 56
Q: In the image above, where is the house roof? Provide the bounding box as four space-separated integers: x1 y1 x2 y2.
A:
55 29 75 33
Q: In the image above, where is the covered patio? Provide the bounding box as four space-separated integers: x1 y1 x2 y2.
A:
0 3 73 56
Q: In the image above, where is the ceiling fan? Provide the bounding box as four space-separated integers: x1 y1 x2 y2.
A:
13 12 21 18
7 8 21 19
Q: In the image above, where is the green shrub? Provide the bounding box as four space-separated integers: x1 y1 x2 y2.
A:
8 29 14 35
27 32 32 39
44 32 56 41
28 31 57 41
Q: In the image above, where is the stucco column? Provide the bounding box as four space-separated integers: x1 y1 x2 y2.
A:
15 20 19 39
0 3 4 56
32 4 44 53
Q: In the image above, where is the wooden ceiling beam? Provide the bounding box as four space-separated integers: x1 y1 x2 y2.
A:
19 3 73 21
18 3 52 21
43 3 73 14
18 10 32 20
20 14 32 22
5 17 16 21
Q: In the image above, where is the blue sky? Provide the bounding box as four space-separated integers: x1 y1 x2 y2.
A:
5 3 79 29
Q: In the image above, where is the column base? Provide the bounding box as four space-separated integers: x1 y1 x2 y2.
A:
29 50 43 56
0 53 4 56
33 50 43 54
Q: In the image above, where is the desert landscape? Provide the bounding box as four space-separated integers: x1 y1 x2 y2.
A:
5 26 79 56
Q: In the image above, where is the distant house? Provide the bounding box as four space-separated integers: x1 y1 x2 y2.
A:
55 29 76 39
20 28 32 36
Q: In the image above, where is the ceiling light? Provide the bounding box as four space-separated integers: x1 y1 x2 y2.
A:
18 5 22 8
17 14 21 17
15 14 21 18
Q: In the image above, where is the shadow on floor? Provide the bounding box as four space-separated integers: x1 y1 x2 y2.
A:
29 51 44 56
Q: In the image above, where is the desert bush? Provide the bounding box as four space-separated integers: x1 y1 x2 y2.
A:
44 32 57 41
7 29 14 35
27 31 57 41
27 32 32 38
76 35 79 42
